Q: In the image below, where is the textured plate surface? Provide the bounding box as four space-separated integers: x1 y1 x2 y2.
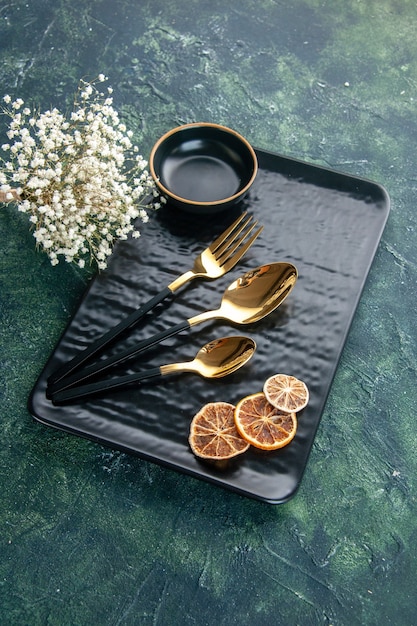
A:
28 148 390 504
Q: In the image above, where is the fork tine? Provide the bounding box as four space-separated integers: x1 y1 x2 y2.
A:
213 214 255 258
214 215 255 260
208 211 248 253
220 225 264 271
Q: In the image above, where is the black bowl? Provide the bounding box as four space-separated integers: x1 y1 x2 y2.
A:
149 123 258 214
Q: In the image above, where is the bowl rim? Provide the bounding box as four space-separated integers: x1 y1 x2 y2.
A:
149 122 258 207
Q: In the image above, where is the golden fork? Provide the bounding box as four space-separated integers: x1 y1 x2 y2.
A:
48 212 263 386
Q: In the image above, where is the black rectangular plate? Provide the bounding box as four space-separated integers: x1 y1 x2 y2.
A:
29 148 390 504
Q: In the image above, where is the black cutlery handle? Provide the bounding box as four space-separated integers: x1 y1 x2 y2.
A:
48 319 191 394
48 286 173 385
51 367 162 405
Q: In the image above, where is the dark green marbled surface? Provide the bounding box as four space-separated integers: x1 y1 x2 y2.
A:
1 1 416 624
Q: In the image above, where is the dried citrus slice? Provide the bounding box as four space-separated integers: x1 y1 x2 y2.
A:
234 392 297 450
263 374 309 413
189 402 250 460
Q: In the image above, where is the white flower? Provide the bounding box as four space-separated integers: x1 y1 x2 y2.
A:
12 98 24 110
3 94 11 103
1 76 162 269
81 84 93 99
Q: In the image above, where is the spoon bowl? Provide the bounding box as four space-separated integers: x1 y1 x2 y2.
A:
189 262 298 327
162 335 256 379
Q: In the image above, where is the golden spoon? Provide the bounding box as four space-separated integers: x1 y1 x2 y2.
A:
49 262 297 394
51 336 256 404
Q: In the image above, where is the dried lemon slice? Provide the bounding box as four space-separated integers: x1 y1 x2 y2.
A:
189 402 250 460
234 392 297 450
263 374 309 413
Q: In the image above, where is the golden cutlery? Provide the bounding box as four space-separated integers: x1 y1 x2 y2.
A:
51 336 256 404
48 211 263 386
49 262 297 394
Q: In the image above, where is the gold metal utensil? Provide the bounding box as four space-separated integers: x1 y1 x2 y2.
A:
51 336 256 404
48 212 263 386
49 262 297 394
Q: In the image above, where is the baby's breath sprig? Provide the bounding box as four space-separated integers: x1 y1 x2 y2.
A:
0 75 164 270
